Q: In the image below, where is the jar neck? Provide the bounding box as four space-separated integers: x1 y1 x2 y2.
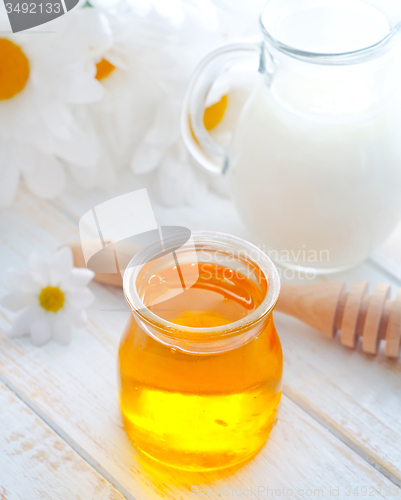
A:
124 232 280 355
131 309 273 355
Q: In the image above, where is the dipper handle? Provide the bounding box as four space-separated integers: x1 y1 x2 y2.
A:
276 282 401 358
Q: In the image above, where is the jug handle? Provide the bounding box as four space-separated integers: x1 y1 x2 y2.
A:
181 42 266 175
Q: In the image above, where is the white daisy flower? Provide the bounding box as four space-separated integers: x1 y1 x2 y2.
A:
64 2 260 205
1 248 95 346
66 7 219 203
124 7 220 205
67 11 158 189
0 6 112 207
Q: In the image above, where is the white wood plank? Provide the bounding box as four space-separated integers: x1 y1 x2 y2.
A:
0 382 124 500
274 261 401 484
0 324 398 500
50 174 401 483
0 186 399 499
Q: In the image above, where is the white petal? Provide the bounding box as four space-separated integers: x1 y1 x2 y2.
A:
29 253 50 286
23 151 65 200
206 80 230 107
145 106 179 146
41 102 73 142
183 0 218 30
54 121 100 167
152 0 184 23
49 247 73 286
1 292 33 312
102 47 130 71
182 167 207 206
7 269 38 293
51 315 72 345
131 142 164 174
30 316 52 346
62 268 94 291
70 8 113 58
157 159 184 206
157 150 206 207
61 71 104 104
64 303 88 328
9 306 42 338
0 147 20 208
10 143 35 175
68 165 98 189
66 288 95 309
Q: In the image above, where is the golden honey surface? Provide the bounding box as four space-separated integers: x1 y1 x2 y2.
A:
118 263 282 471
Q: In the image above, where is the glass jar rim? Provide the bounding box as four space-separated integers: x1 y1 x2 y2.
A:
259 0 401 65
123 231 280 343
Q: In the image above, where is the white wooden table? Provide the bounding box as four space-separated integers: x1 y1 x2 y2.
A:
1 171 400 499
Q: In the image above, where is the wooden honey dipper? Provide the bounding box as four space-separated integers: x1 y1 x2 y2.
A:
277 281 401 358
68 242 401 359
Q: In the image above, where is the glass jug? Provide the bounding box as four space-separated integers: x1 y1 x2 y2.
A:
182 0 401 273
118 231 282 471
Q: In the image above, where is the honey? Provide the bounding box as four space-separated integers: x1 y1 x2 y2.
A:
119 232 282 471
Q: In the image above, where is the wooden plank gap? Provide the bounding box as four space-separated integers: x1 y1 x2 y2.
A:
0 370 137 500
283 385 401 489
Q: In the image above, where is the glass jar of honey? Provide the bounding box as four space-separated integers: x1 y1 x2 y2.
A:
118 231 282 471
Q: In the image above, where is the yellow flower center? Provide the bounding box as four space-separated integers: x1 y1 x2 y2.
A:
95 58 115 81
39 287 65 313
203 94 228 131
0 38 30 101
